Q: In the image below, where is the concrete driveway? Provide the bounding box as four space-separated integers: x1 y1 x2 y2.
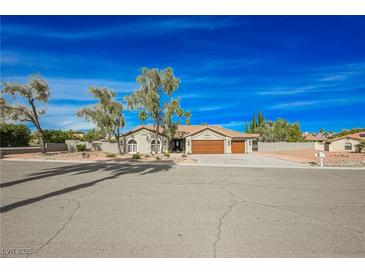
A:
1 160 364 257
191 153 309 168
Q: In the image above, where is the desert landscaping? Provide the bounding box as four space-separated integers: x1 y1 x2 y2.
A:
257 149 365 167
2 151 197 165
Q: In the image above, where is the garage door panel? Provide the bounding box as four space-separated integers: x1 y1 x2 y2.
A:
192 140 224 154
232 140 245 154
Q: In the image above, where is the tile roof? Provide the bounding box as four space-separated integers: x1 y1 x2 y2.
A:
329 131 365 142
304 134 326 141
124 125 259 139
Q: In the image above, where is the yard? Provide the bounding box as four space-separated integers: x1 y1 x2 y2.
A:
2 151 197 164
256 149 365 167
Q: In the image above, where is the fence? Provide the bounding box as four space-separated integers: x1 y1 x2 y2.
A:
258 142 316 152
0 142 67 156
65 140 123 154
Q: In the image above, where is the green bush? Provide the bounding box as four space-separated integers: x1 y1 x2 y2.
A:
106 153 116 158
164 152 170 158
132 152 141 160
156 156 161 160
0 123 31 147
83 129 102 142
76 144 86 151
43 129 69 143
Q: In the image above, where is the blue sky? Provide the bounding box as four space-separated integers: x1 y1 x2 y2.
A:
1 16 365 133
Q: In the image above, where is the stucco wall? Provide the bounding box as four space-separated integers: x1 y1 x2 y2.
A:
329 138 360 152
258 142 315 151
314 142 325 151
45 143 68 152
1 143 67 156
125 129 168 154
189 129 232 154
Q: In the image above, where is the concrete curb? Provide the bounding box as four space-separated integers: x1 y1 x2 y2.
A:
0 158 176 166
1 158 365 170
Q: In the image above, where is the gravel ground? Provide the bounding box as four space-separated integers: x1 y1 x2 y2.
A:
256 149 365 167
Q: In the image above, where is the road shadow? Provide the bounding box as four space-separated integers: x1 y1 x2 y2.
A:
0 162 173 213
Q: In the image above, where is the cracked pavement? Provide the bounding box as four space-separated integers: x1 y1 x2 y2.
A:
1 160 364 257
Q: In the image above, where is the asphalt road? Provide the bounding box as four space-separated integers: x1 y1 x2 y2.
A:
1 160 364 257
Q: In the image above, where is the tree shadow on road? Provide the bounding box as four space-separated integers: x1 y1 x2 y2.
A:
0 162 173 213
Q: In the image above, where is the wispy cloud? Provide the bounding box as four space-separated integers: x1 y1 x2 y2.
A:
1 75 138 101
219 121 245 128
3 17 245 40
194 106 225 112
257 61 365 96
270 97 365 110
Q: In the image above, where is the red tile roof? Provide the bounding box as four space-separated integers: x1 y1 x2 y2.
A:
329 131 365 142
124 125 259 139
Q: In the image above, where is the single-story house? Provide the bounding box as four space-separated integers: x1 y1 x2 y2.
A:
121 125 259 154
326 131 365 152
303 132 327 142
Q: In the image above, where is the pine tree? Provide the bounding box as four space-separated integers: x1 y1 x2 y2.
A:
245 121 249 133
253 113 257 130
258 112 265 126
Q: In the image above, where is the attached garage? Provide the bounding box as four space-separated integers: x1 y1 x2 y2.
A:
231 140 245 154
192 140 224 154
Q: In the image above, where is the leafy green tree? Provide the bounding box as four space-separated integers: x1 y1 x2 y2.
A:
1 75 50 153
126 67 180 154
164 98 185 151
78 87 125 154
273 118 289 141
247 112 304 142
184 110 192 125
138 111 148 124
83 128 102 142
287 122 304 142
0 123 31 147
42 129 69 143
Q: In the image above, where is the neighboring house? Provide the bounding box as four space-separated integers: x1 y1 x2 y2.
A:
326 131 365 152
303 132 327 142
121 125 259 154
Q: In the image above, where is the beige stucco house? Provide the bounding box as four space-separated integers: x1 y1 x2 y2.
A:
326 131 365 152
121 125 259 154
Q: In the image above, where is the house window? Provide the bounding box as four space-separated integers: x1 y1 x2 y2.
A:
128 139 137 153
344 142 352 151
151 139 161 153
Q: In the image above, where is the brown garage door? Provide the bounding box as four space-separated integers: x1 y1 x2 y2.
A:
192 140 224 154
232 140 245 154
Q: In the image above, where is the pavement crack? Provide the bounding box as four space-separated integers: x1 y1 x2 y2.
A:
213 200 240 258
215 184 364 236
29 198 81 257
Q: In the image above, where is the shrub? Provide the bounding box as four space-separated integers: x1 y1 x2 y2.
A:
83 129 102 142
0 124 31 147
42 129 69 143
132 152 141 160
145 154 150 158
106 153 116 158
182 154 187 158
164 152 170 158
156 156 161 160
76 144 86 151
